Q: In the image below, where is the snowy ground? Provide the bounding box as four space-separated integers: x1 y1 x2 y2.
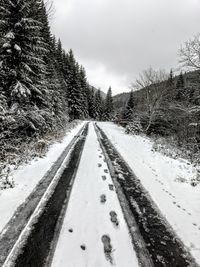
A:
98 122 200 265
0 121 85 234
52 123 139 267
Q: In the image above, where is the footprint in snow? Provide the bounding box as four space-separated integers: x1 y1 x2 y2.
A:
110 211 119 227
104 169 108 173
102 175 107 181
80 244 86 250
101 235 114 264
98 163 102 167
100 194 107 203
68 228 73 233
108 184 114 191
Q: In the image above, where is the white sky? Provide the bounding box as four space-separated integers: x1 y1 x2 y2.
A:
51 0 200 95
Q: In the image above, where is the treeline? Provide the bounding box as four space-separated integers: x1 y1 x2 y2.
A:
114 32 200 163
0 0 87 138
117 66 200 161
0 0 114 162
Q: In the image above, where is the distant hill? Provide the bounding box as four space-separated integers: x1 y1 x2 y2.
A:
113 92 129 110
92 87 106 99
113 70 200 111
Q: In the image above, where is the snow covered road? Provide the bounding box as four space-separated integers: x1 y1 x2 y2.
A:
51 123 139 267
98 122 200 266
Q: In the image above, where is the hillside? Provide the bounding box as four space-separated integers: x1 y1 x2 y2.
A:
113 70 200 111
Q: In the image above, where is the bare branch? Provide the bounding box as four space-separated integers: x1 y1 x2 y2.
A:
131 67 168 132
132 66 168 90
44 0 55 20
179 34 200 70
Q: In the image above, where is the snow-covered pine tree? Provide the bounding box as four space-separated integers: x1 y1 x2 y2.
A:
168 69 174 87
0 0 47 108
103 86 114 121
0 0 56 138
123 90 135 120
56 38 65 77
79 66 89 118
87 86 95 119
0 87 7 128
35 1 68 129
66 50 84 120
175 72 185 101
62 50 70 78
94 89 103 120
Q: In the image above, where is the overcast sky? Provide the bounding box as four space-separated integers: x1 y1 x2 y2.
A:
51 0 200 95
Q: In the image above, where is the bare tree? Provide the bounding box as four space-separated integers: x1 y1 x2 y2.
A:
179 34 200 70
133 66 167 90
179 34 200 150
44 0 55 20
132 67 168 133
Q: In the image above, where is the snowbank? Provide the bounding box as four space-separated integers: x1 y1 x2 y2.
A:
0 121 85 233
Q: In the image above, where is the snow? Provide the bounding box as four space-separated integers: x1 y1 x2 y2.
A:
12 81 31 97
0 121 85 234
52 123 139 267
14 44 21 52
5 32 15 39
98 122 200 265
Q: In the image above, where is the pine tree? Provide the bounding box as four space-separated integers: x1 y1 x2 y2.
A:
66 50 84 120
0 0 95 168
123 90 135 120
0 87 7 117
104 86 114 121
94 89 103 120
0 0 47 108
79 66 89 118
36 2 67 125
168 69 174 87
175 71 185 101
56 38 64 76
87 86 95 119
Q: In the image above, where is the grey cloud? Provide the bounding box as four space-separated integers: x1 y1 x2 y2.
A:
51 0 200 94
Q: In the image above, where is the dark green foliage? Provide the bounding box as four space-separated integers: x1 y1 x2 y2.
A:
104 86 114 120
65 50 84 120
94 89 104 120
114 70 200 161
168 69 174 87
0 0 47 107
123 90 135 120
0 0 93 169
175 72 185 101
79 66 89 118
87 86 95 119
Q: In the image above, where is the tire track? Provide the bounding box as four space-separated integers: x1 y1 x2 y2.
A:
95 123 198 267
1 123 88 267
